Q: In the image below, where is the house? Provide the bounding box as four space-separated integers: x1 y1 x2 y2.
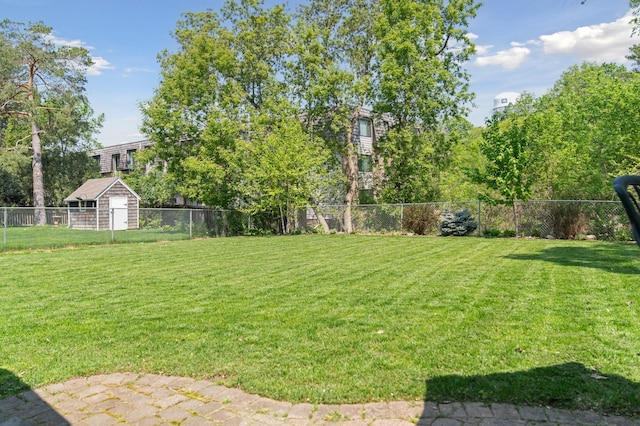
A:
352 109 392 203
90 140 154 176
64 177 141 230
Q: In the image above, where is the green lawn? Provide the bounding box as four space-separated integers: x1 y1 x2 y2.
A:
1 225 190 250
1 235 639 416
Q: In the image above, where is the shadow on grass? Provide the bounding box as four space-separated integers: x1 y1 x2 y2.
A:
505 244 640 275
424 362 640 417
0 369 69 425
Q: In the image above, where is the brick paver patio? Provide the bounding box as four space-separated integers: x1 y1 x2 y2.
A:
0 373 638 425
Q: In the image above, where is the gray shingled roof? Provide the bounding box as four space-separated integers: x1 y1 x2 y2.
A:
63 177 120 202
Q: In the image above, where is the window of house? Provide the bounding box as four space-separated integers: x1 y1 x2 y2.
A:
92 155 100 164
127 149 136 168
358 155 372 173
358 119 372 137
112 154 120 171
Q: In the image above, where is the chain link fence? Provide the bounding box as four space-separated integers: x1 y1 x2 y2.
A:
308 200 631 240
0 207 249 250
1 200 632 250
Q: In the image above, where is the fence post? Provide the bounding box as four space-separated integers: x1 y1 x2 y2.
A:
400 204 404 234
3 207 7 249
189 209 193 239
477 200 482 237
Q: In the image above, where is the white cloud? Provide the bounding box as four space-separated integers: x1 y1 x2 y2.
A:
475 44 493 55
46 34 93 50
121 67 155 78
473 11 635 71
475 46 531 70
88 57 115 76
45 34 113 76
540 11 635 62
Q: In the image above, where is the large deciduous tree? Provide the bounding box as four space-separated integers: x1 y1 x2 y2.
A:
143 0 480 232
235 102 331 233
534 63 640 199
141 0 296 209
290 0 479 228
625 1 640 69
374 0 479 203
476 63 640 210
0 20 101 221
288 0 378 233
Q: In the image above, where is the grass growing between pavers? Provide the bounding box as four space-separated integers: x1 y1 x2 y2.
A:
1 225 190 250
1 235 639 416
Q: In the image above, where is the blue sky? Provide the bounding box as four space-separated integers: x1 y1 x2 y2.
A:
1 0 636 146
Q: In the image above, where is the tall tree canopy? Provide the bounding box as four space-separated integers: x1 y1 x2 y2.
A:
534 63 640 199
141 0 294 209
0 20 102 215
141 0 337 232
142 0 481 232
374 0 478 204
476 63 640 205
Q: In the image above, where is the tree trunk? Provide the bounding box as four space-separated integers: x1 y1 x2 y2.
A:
342 129 359 234
279 205 287 234
312 206 330 234
31 120 46 226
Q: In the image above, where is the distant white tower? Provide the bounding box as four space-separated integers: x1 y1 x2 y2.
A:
493 92 520 112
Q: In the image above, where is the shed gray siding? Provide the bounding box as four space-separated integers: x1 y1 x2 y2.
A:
96 181 139 230
68 209 98 230
66 177 140 231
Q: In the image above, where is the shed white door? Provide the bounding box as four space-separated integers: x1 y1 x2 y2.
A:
109 197 128 230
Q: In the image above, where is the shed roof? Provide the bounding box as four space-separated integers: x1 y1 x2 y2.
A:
64 177 140 202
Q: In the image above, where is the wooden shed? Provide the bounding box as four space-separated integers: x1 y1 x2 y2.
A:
64 177 141 230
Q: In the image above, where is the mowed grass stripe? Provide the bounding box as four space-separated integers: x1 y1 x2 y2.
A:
1 235 639 414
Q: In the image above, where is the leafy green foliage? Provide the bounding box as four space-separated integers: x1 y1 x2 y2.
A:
124 149 176 207
143 0 482 231
141 1 293 209
440 125 485 201
292 0 480 209
0 165 27 205
235 107 330 233
482 228 501 238
477 95 537 205
372 0 479 203
534 63 640 200
379 122 465 203
374 0 479 126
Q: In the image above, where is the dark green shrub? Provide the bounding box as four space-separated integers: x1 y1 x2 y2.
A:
402 204 439 235
243 227 273 236
502 229 516 238
483 228 501 238
525 228 541 238
140 212 163 229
